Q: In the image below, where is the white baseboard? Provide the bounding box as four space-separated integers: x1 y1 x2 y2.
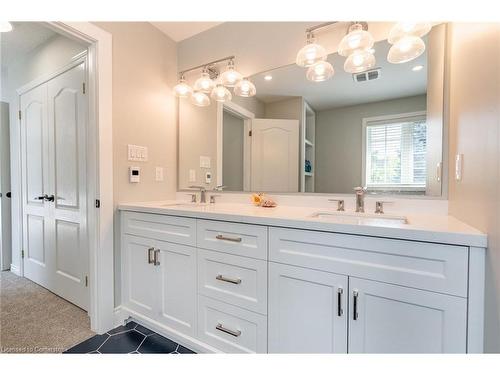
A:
10 264 20 276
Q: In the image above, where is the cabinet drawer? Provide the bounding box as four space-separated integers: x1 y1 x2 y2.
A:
197 219 267 260
269 227 469 297
122 211 196 246
197 295 267 353
198 249 267 314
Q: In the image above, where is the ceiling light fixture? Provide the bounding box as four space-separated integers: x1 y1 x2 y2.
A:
173 74 193 98
211 84 232 103
234 78 257 97
387 22 431 64
296 31 328 67
190 91 210 107
412 64 424 71
264 75 273 81
194 67 215 93
0 21 13 33
220 59 243 87
306 60 334 82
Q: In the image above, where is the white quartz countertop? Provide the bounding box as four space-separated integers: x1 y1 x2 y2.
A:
118 200 487 248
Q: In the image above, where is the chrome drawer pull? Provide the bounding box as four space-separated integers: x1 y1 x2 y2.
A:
353 290 359 320
216 323 241 337
216 274 242 285
147 247 155 264
216 234 242 243
337 287 344 317
153 249 161 266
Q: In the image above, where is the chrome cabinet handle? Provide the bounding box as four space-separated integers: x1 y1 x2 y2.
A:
45 194 55 202
216 274 242 285
216 323 241 337
353 290 359 320
147 247 155 264
337 287 344 317
153 249 161 266
34 195 46 200
216 234 242 243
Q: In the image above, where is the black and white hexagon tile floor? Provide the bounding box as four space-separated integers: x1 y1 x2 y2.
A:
64 321 196 354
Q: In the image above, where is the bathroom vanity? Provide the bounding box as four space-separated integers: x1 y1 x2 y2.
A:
117 201 486 353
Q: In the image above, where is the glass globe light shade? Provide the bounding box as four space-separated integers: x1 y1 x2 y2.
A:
343 50 376 73
173 77 193 98
388 22 432 44
219 60 243 87
234 78 257 97
296 37 328 67
211 84 232 102
0 21 13 32
306 61 334 82
194 70 215 93
338 23 374 57
190 91 210 107
387 35 425 64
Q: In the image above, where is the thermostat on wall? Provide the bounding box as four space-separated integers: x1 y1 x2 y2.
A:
129 166 141 183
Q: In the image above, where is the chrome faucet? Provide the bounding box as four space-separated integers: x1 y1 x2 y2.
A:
354 186 367 213
189 185 207 204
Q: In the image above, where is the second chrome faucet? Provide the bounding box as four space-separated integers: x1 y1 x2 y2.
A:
354 186 367 213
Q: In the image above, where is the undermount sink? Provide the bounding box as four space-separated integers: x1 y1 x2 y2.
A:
310 211 408 225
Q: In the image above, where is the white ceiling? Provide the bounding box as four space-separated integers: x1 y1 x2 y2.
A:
150 22 223 42
251 37 428 111
1 22 57 67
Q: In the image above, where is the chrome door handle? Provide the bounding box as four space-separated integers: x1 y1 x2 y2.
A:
45 194 55 202
216 274 242 284
337 287 344 317
34 195 46 200
216 234 242 243
153 249 161 266
216 323 241 337
147 247 155 264
353 290 359 320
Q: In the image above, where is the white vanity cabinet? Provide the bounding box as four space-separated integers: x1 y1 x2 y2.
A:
119 209 485 354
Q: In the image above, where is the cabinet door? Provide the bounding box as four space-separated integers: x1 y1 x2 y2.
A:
268 263 348 353
348 278 467 353
157 242 197 337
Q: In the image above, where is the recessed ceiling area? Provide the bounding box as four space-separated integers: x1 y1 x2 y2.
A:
150 22 223 42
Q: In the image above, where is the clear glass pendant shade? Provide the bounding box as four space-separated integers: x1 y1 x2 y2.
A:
338 23 374 57
0 21 13 32
343 50 376 73
190 91 210 107
173 76 193 98
211 84 232 102
194 70 215 93
306 61 334 82
387 35 425 64
296 36 328 67
220 60 243 87
388 22 432 44
234 78 257 97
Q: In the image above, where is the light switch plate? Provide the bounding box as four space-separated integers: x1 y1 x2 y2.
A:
200 156 211 169
189 169 196 182
155 167 164 182
128 145 148 162
455 154 463 181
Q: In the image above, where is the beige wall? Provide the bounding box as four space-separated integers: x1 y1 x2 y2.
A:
447 23 500 352
94 22 178 305
315 95 427 194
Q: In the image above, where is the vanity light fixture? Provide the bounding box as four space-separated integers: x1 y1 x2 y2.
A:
173 74 193 98
306 60 334 82
296 31 328 67
194 67 215 93
339 22 376 73
387 22 431 64
211 84 232 102
234 78 257 97
344 49 376 74
219 59 243 87
190 91 211 107
0 21 13 32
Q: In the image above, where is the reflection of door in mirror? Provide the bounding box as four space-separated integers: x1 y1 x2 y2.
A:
250 119 299 192
222 110 245 191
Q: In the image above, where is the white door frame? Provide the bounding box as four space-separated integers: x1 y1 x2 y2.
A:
216 101 255 191
12 22 114 334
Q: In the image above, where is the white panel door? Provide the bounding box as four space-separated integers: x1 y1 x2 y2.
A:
156 242 197 337
20 60 89 310
250 119 299 192
20 84 51 289
268 262 348 353
348 278 467 353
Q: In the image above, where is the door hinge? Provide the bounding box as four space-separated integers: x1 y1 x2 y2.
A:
248 130 252 136
85 275 88 287
21 250 25 258
82 82 86 94
95 199 100 208
18 110 21 120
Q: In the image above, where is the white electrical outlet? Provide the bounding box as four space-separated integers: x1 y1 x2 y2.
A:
189 169 196 182
200 156 211 169
205 171 212 184
455 154 463 181
155 167 164 182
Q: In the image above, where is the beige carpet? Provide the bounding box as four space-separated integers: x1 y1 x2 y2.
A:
0 271 95 353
